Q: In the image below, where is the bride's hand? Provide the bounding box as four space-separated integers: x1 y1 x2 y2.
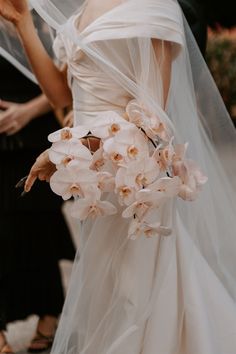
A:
0 0 29 25
24 150 56 192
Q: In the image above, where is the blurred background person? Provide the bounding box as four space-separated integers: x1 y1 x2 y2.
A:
0 56 75 353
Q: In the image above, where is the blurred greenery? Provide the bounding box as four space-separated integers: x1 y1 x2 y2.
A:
206 28 236 120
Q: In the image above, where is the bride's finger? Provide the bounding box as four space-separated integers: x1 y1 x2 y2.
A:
0 99 11 110
24 172 37 192
38 172 47 181
15 175 28 188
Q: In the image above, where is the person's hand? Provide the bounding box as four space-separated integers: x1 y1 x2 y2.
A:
0 100 34 135
24 150 56 192
63 110 74 128
0 0 29 25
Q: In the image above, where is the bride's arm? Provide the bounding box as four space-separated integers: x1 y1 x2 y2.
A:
0 0 72 108
152 39 172 109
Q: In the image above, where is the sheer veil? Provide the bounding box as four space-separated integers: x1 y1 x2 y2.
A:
0 8 56 83
1 0 236 352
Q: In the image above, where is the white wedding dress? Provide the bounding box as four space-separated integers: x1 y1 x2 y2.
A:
43 1 236 353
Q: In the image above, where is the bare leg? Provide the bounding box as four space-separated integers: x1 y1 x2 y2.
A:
0 331 13 353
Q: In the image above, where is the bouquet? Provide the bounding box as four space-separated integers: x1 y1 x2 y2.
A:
48 100 207 240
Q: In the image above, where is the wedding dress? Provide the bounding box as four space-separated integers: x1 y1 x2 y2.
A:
47 2 236 353
1 0 236 353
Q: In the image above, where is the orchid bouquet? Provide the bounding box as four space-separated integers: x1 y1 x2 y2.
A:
48 100 207 240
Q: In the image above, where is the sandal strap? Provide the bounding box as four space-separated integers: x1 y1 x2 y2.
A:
29 330 54 347
30 338 53 345
36 330 54 342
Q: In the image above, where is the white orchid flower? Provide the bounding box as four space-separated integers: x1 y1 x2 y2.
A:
125 99 144 127
49 138 92 168
173 159 208 201
90 111 133 139
103 127 149 165
122 189 164 219
125 99 171 142
115 167 136 206
128 217 172 240
116 157 160 192
90 147 106 171
173 143 189 162
149 176 181 198
153 137 175 171
48 126 89 143
71 195 117 220
97 172 115 192
145 117 170 142
50 166 98 201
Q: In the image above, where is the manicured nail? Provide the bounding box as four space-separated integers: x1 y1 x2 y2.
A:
15 176 28 188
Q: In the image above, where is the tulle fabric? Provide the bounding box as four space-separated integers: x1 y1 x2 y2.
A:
0 9 55 83
1 0 236 352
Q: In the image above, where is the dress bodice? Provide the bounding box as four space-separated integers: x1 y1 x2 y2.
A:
53 17 132 126
53 0 184 126
69 53 132 125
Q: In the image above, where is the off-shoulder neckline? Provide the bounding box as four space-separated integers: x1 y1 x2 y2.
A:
71 0 130 35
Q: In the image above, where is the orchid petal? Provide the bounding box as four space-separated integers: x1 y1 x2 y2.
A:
48 126 89 143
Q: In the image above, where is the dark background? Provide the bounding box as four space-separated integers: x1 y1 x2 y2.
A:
205 0 236 28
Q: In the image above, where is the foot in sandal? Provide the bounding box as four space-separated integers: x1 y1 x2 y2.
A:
27 316 57 353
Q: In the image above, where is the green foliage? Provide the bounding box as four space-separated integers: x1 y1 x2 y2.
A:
206 28 236 119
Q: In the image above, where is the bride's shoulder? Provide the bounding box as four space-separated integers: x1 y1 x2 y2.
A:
85 0 125 19
87 0 124 13
78 0 124 32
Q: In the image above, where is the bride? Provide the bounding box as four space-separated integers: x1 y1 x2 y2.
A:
1 0 236 353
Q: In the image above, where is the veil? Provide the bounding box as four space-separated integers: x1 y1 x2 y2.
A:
0 7 56 83
1 0 236 352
